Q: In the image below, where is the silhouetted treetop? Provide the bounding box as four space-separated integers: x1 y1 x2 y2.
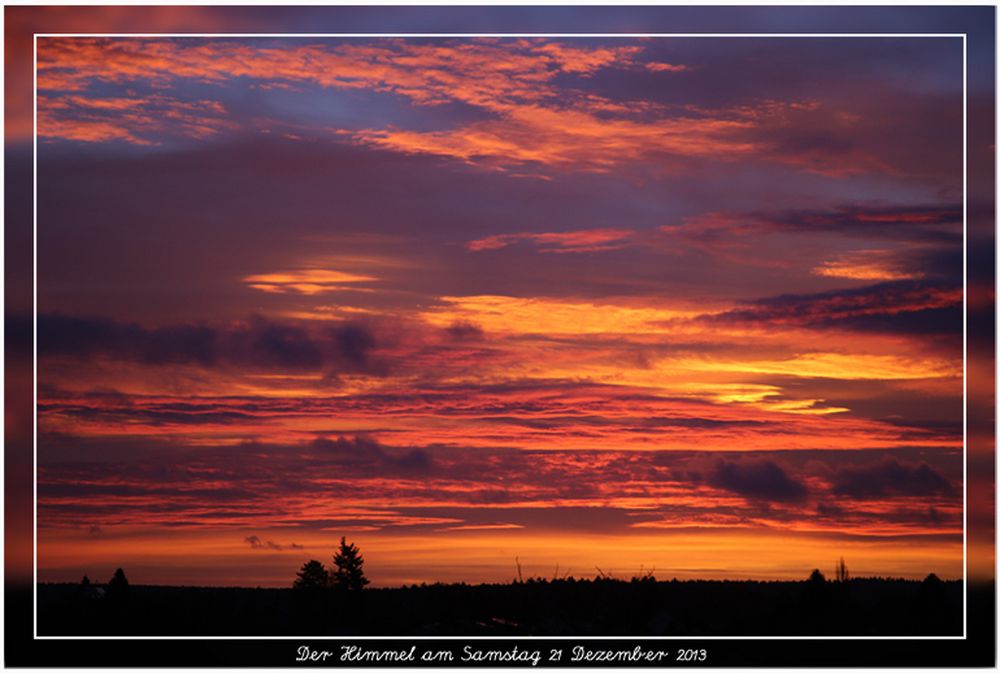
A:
835 558 849 583
331 537 369 591
294 560 330 590
109 568 128 587
808 569 826 584
107 568 130 602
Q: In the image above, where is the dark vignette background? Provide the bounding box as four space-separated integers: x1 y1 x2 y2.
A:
4 4 995 668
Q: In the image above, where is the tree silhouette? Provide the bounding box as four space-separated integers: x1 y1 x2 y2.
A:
835 557 849 583
106 567 131 624
801 567 831 631
293 560 330 590
331 537 369 591
75 574 94 603
107 568 130 600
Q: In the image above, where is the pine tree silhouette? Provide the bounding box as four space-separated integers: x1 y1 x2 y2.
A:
106 567 131 625
293 560 330 590
331 537 369 591
75 574 93 603
107 568 130 600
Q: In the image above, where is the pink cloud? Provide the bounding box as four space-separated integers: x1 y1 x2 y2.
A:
467 228 635 253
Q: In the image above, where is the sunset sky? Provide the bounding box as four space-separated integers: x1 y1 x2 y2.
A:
31 32 976 587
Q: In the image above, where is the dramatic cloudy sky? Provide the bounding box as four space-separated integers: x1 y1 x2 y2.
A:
26 29 981 586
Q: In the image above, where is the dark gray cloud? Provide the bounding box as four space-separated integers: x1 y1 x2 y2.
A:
310 435 432 473
39 313 217 365
707 459 808 502
444 321 485 342
829 458 956 499
709 280 961 338
244 535 303 551
330 323 377 370
38 312 382 375
756 204 961 242
395 505 661 533
234 318 322 370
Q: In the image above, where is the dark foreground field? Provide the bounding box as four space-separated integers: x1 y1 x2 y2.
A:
38 575 961 636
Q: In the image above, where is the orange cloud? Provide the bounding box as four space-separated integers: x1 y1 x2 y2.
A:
243 268 377 295
36 38 645 110
6 6 248 142
33 37 785 171
678 352 960 382
29 36 925 178
421 295 708 335
645 61 688 72
37 372 959 454
533 42 646 74
37 93 235 144
354 105 760 171
467 228 634 253
813 249 923 281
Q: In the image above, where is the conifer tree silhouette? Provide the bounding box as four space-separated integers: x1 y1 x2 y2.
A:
106 567 131 626
331 537 369 591
75 574 93 604
293 560 330 590
107 568 130 600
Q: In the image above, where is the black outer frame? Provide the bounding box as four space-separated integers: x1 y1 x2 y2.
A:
4 4 996 668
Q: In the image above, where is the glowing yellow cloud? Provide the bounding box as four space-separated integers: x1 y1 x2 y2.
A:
243 268 377 295
677 352 960 381
813 249 922 281
422 295 712 335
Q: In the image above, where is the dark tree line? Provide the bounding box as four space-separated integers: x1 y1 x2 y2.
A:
38 554 960 636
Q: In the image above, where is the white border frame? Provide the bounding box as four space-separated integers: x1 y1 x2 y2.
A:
31 31 969 642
